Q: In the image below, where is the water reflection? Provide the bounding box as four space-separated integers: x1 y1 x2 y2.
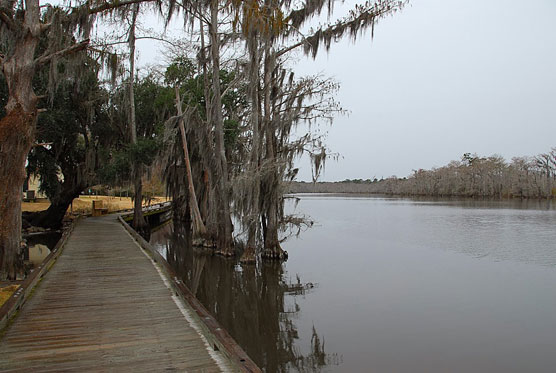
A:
153 223 341 372
293 193 556 211
24 232 61 267
152 196 556 372
28 244 50 266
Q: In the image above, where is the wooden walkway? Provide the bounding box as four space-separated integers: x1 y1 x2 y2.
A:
0 215 230 372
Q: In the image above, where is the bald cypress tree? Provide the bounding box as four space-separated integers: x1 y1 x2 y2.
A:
159 0 405 261
232 0 406 261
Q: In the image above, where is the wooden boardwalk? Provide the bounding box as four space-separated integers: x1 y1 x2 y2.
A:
0 215 231 372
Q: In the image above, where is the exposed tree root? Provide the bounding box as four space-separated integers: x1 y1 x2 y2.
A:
216 246 235 257
239 246 257 264
192 237 215 249
261 246 288 261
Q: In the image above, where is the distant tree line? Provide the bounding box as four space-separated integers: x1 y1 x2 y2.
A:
290 150 556 199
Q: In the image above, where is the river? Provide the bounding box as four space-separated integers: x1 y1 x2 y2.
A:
150 194 556 372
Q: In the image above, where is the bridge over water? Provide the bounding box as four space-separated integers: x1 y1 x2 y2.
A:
0 209 257 372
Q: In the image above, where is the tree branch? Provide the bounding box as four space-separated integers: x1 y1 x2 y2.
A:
0 10 18 32
33 142 53 147
87 0 157 15
92 35 179 48
276 39 305 58
39 21 52 33
34 39 89 66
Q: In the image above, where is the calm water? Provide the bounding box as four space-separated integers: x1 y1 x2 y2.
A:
150 195 556 372
24 231 61 266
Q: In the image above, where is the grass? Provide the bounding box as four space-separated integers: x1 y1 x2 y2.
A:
0 285 19 307
22 195 170 215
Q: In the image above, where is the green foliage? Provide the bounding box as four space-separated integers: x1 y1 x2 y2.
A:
164 56 196 86
98 72 170 187
220 70 247 116
165 58 207 116
134 75 173 138
98 138 160 186
28 146 61 199
340 178 372 184
99 141 161 186
224 119 241 149
164 56 248 122
23 57 111 200
97 149 132 185
129 138 161 165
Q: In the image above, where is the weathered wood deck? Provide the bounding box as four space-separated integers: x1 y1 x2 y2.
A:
0 215 231 372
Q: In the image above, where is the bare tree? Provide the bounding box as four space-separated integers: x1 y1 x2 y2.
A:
290 149 556 200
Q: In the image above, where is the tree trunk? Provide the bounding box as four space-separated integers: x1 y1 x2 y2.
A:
262 192 287 260
260 47 286 261
200 170 210 228
0 107 35 279
24 180 83 229
132 164 149 237
198 15 219 247
170 161 191 225
128 4 148 237
240 33 261 264
175 87 207 237
0 5 40 278
209 0 234 256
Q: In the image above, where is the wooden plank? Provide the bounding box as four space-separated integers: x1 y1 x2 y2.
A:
119 216 261 373
0 215 231 372
0 219 76 331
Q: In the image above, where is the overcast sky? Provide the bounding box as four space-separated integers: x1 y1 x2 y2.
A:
137 0 556 181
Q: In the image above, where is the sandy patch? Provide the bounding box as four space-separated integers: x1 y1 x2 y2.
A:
0 285 19 307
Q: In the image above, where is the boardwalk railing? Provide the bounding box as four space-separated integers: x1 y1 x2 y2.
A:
0 219 77 331
120 201 172 225
119 215 261 373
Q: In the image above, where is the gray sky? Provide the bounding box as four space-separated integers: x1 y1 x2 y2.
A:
136 0 556 181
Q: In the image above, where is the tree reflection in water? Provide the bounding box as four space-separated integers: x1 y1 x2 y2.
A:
156 223 341 372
